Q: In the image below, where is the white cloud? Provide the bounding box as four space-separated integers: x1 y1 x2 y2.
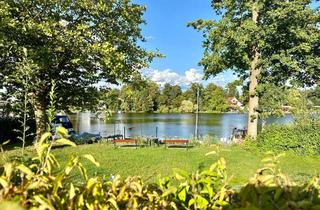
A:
142 68 231 88
184 68 203 84
143 69 181 86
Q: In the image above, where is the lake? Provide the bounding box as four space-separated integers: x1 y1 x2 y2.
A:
69 112 294 140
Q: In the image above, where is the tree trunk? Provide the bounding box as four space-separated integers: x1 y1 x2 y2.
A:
32 93 48 142
247 4 260 139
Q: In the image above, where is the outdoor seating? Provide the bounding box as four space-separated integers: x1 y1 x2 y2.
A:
113 139 139 148
163 139 190 149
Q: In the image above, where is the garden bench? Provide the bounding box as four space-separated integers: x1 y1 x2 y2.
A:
163 139 190 149
106 134 124 141
113 139 139 148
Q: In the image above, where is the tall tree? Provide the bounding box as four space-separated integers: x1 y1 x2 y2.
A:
308 83 320 105
0 0 156 140
190 0 320 138
183 83 203 105
159 83 182 110
226 80 242 98
202 83 229 112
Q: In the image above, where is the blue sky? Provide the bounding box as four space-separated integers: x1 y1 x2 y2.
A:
134 0 237 87
134 0 319 88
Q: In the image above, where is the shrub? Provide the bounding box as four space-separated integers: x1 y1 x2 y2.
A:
251 121 320 155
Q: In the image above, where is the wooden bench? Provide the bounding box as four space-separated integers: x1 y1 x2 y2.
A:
113 139 138 148
163 139 190 149
106 134 123 141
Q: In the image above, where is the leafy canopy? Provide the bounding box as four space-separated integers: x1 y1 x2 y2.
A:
0 0 157 110
189 0 320 87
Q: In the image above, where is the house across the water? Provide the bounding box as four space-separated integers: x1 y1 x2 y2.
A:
228 97 244 111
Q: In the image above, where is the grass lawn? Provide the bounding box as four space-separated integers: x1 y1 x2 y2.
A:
2 143 320 186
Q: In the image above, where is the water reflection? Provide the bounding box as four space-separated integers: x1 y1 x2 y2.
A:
69 112 294 139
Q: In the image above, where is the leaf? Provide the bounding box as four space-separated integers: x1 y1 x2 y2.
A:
78 163 88 181
3 163 13 178
56 126 68 137
162 186 177 197
107 198 119 210
22 47 27 56
188 198 195 207
1 140 10 146
16 164 33 177
274 188 283 201
55 138 76 147
34 195 54 210
0 177 9 188
196 195 209 209
86 178 98 191
83 154 100 167
205 151 217 156
39 132 52 144
178 188 187 201
69 183 76 200
77 194 84 207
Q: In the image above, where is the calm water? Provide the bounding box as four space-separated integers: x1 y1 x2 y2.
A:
69 113 294 139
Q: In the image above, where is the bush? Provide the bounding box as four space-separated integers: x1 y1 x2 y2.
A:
252 121 320 155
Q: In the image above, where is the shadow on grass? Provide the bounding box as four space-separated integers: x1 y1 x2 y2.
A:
165 145 194 149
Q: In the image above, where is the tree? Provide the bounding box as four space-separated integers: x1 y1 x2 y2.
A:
308 83 320 106
101 89 121 112
183 83 203 104
226 80 242 98
159 83 182 111
258 83 289 129
287 88 315 123
202 84 229 112
179 100 194 113
0 0 156 140
190 0 320 138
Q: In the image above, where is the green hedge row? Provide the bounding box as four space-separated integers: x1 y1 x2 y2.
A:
253 121 320 155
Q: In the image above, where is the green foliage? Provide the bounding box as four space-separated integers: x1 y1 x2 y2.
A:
101 80 241 113
202 84 229 112
234 152 320 209
189 0 320 86
226 80 241 98
250 121 320 155
0 0 159 139
157 157 232 209
190 0 320 137
179 100 195 113
308 84 320 106
258 83 289 120
286 89 317 123
1 135 320 209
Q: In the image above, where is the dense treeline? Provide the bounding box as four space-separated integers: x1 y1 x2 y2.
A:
99 79 241 113
98 77 320 114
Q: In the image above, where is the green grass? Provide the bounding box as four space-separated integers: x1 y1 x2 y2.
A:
2 143 320 185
